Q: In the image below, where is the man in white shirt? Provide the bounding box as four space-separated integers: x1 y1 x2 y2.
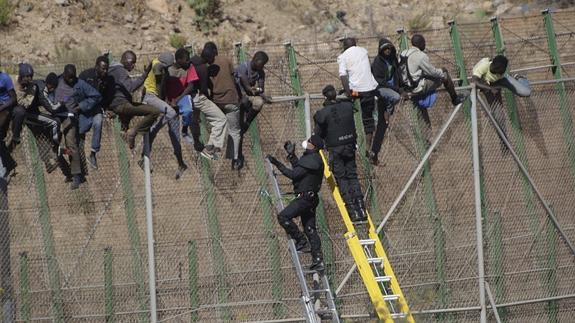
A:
337 37 382 165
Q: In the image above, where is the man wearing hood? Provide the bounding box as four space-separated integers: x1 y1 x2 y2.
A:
314 85 367 223
267 135 325 271
108 50 161 150
370 38 402 165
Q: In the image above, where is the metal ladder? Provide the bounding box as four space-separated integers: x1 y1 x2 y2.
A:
319 150 414 322
265 160 340 323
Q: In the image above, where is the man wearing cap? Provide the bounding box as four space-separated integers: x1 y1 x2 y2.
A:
267 135 325 271
314 85 367 223
142 51 187 179
11 63 61 174
108 50 160 150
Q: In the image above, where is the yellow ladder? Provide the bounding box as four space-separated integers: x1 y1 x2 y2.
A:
320 150 414 322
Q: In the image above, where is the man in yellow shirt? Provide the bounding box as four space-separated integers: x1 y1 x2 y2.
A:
472 55 531 153
142 52 187 179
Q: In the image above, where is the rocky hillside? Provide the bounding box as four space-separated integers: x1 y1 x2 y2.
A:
1 0 573 65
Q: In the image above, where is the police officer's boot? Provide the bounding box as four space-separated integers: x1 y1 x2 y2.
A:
354 198 368 222
295 238 311 253
347 204 363 223
310 256 324 272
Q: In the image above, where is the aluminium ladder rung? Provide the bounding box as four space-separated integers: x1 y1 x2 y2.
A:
391 313 407 319
367 257 384 264
359 239 376 245
383 295 400 301
375 276 391 283
309 289 330 294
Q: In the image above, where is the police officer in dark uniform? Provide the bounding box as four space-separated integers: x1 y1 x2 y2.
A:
314 85 367 223
267 135 325 271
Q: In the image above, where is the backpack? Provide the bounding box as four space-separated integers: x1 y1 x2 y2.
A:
399 51 419 91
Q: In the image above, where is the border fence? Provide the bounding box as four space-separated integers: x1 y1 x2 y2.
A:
1 8 575 323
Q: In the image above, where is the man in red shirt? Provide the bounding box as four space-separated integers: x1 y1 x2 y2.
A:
167 48 201 152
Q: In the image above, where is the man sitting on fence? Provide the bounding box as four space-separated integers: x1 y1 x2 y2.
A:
235 51 271 134
11 64 62 175
472 55 531 151
370 38 402 165
399 34 465 128
205 42 244 170
79 55 116 170
337 37 382 165
108 50 161 150
53 65 102 188
142 52 187 179
0 69 18 178
190 47 228 160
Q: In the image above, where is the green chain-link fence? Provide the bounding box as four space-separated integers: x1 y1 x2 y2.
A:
1 9 575 323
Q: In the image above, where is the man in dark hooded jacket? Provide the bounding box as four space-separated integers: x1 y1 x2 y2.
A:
267 135 325 271
314 85 367 223
370 38 402 164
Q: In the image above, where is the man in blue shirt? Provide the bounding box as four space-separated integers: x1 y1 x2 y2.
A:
0 71 17 177
54 64 102 189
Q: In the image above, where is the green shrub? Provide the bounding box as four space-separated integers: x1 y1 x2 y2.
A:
187 0 220 31
0 0 13 26
169 34 188 49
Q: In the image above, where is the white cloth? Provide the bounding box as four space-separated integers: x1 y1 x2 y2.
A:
337 46 378 92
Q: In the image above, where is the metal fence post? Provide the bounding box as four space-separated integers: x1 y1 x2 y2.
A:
143 133 158 323
235 42 285 319
188 241 199 322
26 131 64 322
284 42 336 288
106 51 148 320
542 9 575 185
448 21 500 319
470 84 488 323
19 252 29 323
398 29 449 317
104 247 114 323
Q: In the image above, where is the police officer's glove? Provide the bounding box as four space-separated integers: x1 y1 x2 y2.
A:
283 141 295 155
266 155 281 166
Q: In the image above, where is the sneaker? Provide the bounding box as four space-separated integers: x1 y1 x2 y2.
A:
310 258 325 272
295 239 311 253
513 73 527 80
175 162 188 180
231 158 244 170
70 174 82 190
200 145 219 160
88 152 98 170
367 151 378 166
